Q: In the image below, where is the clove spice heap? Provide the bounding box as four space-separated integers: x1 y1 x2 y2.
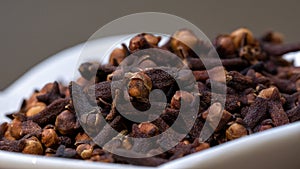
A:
1 28 300 166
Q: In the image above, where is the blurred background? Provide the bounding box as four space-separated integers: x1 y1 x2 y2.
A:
0 0 299 90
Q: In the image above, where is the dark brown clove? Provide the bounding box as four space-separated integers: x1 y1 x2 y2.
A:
262 42 300 56
85 81 112 105
36 81 64 105
55 110 80 135
268 101 289 126
54 145 77 158
186 58 249 71
226 71 253 91
0 139 26 152
9 119 41 140
286 105 300 122
243 97 268 128
28 98 70 126
2 28 300 167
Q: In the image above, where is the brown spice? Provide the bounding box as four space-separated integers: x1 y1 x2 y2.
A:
2 28 300 167
226 123 248 140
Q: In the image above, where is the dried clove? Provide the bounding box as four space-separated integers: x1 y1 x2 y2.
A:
9 119 41 140
22 136 44 155
54 145 77 158
55 110 80 135
41 125 59 148
0 139 26 152
267 100 289 126
262 42 300 56
28 98 70 126
36 81 64 105
286 105 300 122
243 97 268 128
226 122 248 140
2 28 300 167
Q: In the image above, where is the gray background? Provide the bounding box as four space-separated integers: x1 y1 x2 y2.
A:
0 0 299 90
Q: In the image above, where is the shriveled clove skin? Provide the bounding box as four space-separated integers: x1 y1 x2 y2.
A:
0 139 26 152
159 108 180 127
144 69 176 94
263 73 297 94
36 81 64 105
268 102 289 127
132 122 159 138
262 41 300 56
9 120 41 140
58 136 73 147
243 97 268 128
85 81 112 105
54 145 77 158
186 57 249 71
226 71 253 91
2 28 300 167
28 98 70 127
55 110 80 135
286 105 300 122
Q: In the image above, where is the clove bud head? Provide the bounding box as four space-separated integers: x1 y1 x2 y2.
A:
41 127 59 148
127 72 152 100
230 28 255 48
22 136 44 155
226 123 248 140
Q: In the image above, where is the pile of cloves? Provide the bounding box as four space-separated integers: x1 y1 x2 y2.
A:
1 28 300 167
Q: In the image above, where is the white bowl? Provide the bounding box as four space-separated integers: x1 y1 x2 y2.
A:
0 36 300 169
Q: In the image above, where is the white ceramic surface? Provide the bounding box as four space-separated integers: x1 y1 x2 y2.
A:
0 36 300 169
